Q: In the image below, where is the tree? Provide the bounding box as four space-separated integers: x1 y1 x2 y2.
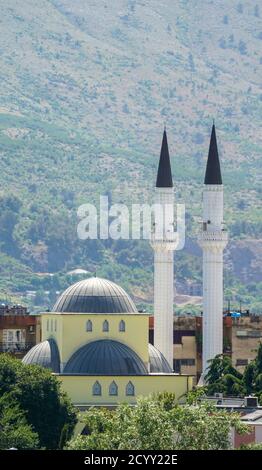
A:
205 355 244 396
0 394 39 450
243 361 256 394
240 442 262 450
0 355 77 449
204 344 262 402
67 394 248 450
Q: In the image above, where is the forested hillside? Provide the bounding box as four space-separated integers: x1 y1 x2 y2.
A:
0 0 261 311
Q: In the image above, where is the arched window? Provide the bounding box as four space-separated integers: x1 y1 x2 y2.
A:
119 320 125 332
109 381 118 396
86 320 92 332
103 320 109 332
47 319 49 332
126 381 135 396
92 381 102 396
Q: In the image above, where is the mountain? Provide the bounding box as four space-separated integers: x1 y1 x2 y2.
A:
0 0 261 311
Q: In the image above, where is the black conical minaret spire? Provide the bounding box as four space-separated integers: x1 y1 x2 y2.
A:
156 129 173 187
204 124 222 185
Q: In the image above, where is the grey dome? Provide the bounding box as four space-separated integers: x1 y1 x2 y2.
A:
148 343 172 373
22 339 60 373
64 339 148 375
53 277 138 314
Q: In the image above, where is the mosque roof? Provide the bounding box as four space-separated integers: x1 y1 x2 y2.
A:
63 339 148 375
22 338 60 373
52 277 138 314
148 343 173 373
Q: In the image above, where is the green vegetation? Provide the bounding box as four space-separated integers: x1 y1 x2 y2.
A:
0 355 77 449
0 394 39 450
205 342 262 402
67 392 248 450
0 1 261 311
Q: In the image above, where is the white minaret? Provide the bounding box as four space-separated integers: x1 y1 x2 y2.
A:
150 130 176 369
198 124 228 380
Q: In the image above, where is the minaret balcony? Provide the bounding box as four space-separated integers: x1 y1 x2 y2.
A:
198 230 228 249
199 230 228 241
150 232 178 251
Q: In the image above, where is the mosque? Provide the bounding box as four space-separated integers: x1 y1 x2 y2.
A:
22 123 226 407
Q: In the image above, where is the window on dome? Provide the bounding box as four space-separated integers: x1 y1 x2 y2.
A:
86 320 92 332
119 320 125 332
47 319 49 332
109 381 118 396
51 319 53 332
103 320 109 332
126 381 135 396
92 381 102 396
54 320 57 332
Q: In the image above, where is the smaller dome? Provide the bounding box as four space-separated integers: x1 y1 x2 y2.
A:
148 343 172 373
52 277 137 314
22 339 60 373
64 339 148 375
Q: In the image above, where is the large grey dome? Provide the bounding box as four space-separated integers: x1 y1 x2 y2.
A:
148 343 173 373
53 277 138 314
22 339 60 373
63 339 148 375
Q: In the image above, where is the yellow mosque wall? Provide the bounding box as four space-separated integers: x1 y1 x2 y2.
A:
58 374 193 406
41 313 149 366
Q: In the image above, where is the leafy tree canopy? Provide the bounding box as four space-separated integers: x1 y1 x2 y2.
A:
67 393 248 450
0 394 39 450
204 343 262 403
0 354 77 449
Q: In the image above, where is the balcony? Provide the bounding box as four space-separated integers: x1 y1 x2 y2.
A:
0 342 35 353
198 231 228 242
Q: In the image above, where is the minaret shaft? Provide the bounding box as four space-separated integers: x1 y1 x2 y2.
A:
199 185 228 376
152 187 175 369
154 250 174 368
202 238 224 373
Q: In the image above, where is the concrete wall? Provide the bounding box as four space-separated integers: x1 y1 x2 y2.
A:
58 374 193 407
41 313 149 367
231 316 262 372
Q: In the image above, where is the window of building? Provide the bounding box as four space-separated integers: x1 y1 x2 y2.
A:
54 320 57 332
126 381 135 396
51 319 53 332
119 320 125 332
86 320 92 332
109 381 118 396
180 359 195 366
173 330 195 344
92 381 102 396
173 359 195 372
103 320 109 332
236 359 248 366
173 359 181 373
47 319 49 332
